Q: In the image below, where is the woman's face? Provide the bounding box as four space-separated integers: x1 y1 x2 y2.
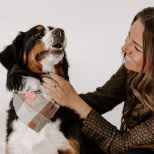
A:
122 18 147 72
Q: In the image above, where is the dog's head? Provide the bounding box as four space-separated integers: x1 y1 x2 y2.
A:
0 25 68 76
0 25 69 91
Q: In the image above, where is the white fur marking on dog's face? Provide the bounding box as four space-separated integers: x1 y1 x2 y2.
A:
41 52 64 73
42 27 54 50
39 26 65 73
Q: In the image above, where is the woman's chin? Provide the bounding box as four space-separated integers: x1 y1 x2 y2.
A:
124 63 140 73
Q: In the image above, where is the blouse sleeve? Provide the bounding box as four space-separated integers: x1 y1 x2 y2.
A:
81 109 154 154
79 65 127 114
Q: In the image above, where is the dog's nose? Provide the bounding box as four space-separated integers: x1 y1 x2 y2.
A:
52 28 65 37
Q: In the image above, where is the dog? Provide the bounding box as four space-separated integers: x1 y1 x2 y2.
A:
0 25 102 154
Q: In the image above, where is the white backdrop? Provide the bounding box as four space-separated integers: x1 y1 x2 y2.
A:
0 0 154 148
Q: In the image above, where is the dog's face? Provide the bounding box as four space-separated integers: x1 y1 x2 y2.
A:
0 25 67 74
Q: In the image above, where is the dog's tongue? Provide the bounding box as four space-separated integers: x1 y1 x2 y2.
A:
50 47 62 54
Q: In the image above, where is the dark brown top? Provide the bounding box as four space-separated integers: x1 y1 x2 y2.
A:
80 65 154 154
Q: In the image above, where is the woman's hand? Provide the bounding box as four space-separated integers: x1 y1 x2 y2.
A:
42 72 92 119
42 72 79 108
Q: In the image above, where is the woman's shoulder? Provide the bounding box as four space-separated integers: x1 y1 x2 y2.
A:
110 64 127 82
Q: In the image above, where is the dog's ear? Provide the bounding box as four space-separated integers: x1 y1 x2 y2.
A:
0 31 25 70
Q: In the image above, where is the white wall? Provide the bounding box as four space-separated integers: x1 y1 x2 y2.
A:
0 0 154 147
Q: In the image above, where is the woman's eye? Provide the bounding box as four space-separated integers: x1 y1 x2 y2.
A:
135 46 141 52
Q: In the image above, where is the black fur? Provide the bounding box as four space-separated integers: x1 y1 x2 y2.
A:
0 25 102 154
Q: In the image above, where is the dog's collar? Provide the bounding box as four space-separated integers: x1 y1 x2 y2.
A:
13 91 60 132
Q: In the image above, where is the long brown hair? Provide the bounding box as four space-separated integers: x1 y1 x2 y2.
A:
121 7 154 131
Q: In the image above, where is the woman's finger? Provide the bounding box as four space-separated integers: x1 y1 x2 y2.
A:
44 86 56 97
42 81 52 90
41 73 50 78
49 72 65 83
44 85 65 105
42 81 63 96
42 77 57 87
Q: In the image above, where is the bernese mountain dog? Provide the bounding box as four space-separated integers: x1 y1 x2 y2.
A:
0 25 102 154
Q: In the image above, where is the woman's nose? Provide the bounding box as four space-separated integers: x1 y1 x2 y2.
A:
121 38 132 53
122 43 132 53
121 44 128 53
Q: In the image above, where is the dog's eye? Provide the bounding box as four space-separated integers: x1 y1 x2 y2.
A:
35 51 47 60
33 32 43 39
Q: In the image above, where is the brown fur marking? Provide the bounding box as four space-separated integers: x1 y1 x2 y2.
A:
54 62 65 78
27 40 45 73
23 51 26 64
37 26 44 31
58 138 80 154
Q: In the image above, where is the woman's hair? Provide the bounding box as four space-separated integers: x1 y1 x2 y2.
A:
121 7 154 131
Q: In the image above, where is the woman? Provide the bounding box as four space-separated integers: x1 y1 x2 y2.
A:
42 7 154 153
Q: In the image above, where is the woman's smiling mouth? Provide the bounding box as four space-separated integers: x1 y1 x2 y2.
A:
125 55 133 62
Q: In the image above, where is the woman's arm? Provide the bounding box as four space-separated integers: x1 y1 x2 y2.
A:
42 65 127 116
79 65 127 114
42 65 154 153
81 109 154 153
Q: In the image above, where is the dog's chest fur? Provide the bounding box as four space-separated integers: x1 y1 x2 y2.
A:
8 119 72 154
6 76 81 154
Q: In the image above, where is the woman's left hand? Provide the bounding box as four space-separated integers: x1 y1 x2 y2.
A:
42 72 92 119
